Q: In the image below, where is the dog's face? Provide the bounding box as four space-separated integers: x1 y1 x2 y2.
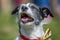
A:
12 3 53 26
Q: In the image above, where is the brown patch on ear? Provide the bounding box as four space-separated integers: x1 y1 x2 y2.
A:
42 7 54 18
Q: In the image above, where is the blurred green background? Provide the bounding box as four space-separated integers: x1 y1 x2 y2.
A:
0 0 60 40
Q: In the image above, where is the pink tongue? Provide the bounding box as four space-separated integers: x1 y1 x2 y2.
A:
21 17 29 23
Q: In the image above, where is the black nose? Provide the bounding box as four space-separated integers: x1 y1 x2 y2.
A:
21 6 28 11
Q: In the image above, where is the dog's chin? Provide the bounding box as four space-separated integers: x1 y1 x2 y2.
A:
21 21 34 26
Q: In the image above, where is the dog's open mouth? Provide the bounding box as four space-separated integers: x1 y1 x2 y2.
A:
21 13 34 23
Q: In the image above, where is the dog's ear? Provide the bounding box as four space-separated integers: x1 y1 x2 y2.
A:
11 6 19 15
42 7 54 18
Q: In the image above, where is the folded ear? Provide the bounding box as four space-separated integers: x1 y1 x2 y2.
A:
11 6 19 15
42 7 54 18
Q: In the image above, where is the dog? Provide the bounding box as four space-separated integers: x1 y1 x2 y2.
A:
12 3 53 40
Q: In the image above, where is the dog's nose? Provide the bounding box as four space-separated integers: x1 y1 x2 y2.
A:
21 6 28 11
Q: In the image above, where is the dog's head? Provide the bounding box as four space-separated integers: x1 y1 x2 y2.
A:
12 3 53 26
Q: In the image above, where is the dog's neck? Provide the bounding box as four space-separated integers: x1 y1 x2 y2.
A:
20 23 44 39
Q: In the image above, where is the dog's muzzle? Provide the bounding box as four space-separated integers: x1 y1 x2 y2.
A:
21 13 34 23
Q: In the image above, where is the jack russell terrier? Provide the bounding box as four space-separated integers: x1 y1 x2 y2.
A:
12 3 53 40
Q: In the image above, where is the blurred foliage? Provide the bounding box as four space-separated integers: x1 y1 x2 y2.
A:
0 12 18 40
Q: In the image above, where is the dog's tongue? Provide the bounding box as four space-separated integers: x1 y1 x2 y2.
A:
21 17 29 23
